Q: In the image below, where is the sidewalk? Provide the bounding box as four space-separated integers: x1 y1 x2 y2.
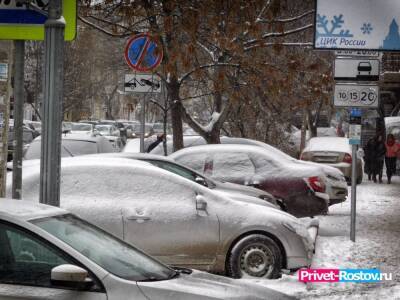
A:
245 175 400 299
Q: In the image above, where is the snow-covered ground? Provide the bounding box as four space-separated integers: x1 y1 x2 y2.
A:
243 175 400 299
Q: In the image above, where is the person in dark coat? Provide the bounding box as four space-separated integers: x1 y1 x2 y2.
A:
146 134 165 153
363 138 375 181
371 135 386 183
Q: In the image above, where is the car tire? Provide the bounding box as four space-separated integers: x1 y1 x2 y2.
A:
356 176 362 185
226 234 282 279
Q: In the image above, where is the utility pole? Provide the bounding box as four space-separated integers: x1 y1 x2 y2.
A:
12 40 25 199
0 42 12 197
39 0 65 206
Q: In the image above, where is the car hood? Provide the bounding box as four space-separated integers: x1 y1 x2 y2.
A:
138 269 294 300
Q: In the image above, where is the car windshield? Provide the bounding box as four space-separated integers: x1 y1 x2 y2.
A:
95 125 111 134
133 124 152 132
72 123 92 131
146 159 216 188
32 214 177 282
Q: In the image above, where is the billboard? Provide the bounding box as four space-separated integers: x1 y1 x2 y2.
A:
315 0 400 50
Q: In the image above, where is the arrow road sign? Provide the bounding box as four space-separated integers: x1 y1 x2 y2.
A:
124 74 162 93
124 33 163 72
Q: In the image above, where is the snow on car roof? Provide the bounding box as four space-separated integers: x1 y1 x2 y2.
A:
33 133 106 143
304 137 351 153
0 199 67 221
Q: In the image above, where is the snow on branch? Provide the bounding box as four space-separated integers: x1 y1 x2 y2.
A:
78 15 132 37
257 10 315 23
261 23 314 39
178 63 240 85
244 42 313 51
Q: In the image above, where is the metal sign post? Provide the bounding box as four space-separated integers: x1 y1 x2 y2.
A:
39 0 65 206
349 109 361 242
12 40 24 199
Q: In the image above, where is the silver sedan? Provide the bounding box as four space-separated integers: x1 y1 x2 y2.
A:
0 200 293 299
11 157 318 279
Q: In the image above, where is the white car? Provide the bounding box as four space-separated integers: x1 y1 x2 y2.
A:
0 199 293 300
10 157 318 279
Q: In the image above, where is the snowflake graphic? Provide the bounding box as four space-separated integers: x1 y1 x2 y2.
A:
316 14 353 38
361 23 373 34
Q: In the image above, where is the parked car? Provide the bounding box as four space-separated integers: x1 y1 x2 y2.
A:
300 137 363 185
86 152 283 210
97 120 127 145
24 120 41 135
12 157 318 279
24 133 115 160
0 200 292 300
170 144 330 217
94 124 123 150
131 123 155 139
7 125 37 161
144 136 347 205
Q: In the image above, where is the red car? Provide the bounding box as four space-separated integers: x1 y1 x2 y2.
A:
170 144 329 217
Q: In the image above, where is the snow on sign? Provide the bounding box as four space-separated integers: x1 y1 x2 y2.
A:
315 0 400 50
0 0 77 41
334 83 379 108
124 33 163 72
334 58 380 81
124 74 162 93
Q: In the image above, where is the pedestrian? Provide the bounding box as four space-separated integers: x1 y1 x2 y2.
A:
385 134 400 184
146 133 165 153
371 134 386 183
363 137 375 181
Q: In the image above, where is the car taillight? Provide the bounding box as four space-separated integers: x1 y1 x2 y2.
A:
343 153 352 164
308 176 326 193
300 152 310 160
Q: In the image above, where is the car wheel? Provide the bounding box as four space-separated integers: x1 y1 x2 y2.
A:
227 234 282 279
356 176 362 185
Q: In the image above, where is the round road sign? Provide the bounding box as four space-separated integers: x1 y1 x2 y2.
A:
124 33 163 72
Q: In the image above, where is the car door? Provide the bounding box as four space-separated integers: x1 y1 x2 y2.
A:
120 169 220 268
0 221 106 300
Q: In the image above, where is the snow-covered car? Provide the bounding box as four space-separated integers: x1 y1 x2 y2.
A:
24 133 116 160
0 200 293 300
86 152 283 210
10 157 318 279
300 137 363 185
94 124 123 150
170 144 329 217
134 135 347 205
225 138 348 206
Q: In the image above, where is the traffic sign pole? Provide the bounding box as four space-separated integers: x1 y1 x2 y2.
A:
39 0 65 207
350 144 357 242
140 96 145 153
12 40 24 199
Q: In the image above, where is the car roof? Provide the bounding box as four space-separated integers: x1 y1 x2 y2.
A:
32 133 105 143
86 152 173 162
0 199 67 221
170 143 266 155
304 137 351 153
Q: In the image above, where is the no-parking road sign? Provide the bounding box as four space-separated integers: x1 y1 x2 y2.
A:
124 33 163 72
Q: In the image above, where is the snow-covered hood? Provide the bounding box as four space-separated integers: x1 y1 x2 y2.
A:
138 269 293 299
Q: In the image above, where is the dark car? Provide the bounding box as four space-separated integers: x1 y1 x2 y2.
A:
170 144 329 218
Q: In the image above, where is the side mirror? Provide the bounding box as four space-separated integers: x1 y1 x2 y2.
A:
195 176 207 187
195 194 207 211
51 264 93 290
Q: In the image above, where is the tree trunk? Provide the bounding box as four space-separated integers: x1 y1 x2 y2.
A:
169 80 184 152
